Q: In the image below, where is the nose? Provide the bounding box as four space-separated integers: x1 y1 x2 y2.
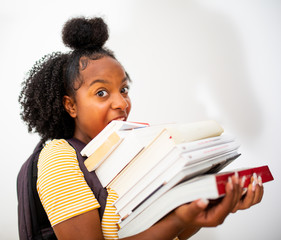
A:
111 93 129 111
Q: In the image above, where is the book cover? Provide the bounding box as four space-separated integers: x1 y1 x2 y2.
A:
118 165 274 238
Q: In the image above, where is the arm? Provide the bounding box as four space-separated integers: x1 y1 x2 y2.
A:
53 207 183 240
53 175 243 240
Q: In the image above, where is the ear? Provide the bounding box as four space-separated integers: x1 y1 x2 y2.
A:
63 95 77 118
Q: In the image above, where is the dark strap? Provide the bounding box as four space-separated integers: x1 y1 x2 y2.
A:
67 138 108 218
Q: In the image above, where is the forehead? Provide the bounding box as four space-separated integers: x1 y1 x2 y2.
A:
80 56 126 82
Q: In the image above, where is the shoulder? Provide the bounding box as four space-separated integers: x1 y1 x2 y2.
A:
40 139 75 156
39 139 76 165
37 139 82 177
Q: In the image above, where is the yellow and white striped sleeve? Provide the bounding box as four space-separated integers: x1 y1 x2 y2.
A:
37 139 100 226
102 188 120 239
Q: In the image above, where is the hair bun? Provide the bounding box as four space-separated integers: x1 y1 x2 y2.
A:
62 17 109 50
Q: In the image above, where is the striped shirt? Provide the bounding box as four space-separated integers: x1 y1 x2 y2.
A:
37 139 120 239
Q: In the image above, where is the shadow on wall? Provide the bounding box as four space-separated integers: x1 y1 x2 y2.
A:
122 0 263 144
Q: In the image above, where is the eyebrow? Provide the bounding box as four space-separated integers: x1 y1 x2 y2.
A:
89 79 109 87
89 77 129 87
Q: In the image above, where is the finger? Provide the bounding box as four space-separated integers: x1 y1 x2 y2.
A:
174 199 209 224
231 202 240 213
220 176 236 213
249 173 261 205
253 176 264 204
231 174 243 209
231 175 246 213
195 177 235 227
237 175 257 210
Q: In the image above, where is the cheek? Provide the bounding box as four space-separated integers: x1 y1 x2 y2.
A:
90 103 110 120
126 97 132 115
78 100 108 124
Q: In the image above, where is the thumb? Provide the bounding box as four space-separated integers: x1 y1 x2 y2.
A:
174 199 209 224
190 198 209 215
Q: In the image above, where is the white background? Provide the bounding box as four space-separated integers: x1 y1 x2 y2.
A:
1 0 280 239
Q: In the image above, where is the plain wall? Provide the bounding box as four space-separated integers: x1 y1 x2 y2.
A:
1 0 280 239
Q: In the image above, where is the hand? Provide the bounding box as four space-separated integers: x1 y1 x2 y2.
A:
231 173 264 213
174 174 243 228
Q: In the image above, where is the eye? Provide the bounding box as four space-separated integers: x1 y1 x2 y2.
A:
121 86 129 94
96 90 108 97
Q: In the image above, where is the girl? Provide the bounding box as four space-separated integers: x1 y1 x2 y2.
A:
18 17 263 240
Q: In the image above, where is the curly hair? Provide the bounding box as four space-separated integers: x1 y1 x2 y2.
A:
19 17 124 143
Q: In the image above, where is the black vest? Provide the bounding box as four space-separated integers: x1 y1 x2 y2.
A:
17 138 108 240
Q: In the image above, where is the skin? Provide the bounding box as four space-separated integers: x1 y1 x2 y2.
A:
64 56 131 144
56 56 264 240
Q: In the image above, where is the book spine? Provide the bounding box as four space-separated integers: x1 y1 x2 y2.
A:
183 141 240 166
178 135 235 153
113 147 180 210
84 132 123 171
116 153 185 219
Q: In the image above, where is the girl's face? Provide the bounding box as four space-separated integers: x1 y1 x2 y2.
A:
64 56 131 144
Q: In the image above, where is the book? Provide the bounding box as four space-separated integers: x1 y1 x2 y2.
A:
81 120 149 157
114 136 239 219
107 121 225 192
117 152 240 228
95 126 168 187
107 128 176 195
83 120 225 187
84 131 123 171
118 165 274 238
163 119 224 144
112 135 236 210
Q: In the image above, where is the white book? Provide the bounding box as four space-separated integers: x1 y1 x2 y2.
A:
95 126 165 187
113 135 235 214
107 128 176 195
83 120 225 188
164 120 224 144
108 121 225 196
115 150 239 222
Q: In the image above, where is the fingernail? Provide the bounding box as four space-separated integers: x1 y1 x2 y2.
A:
258 176 263 186
252 180 256 192
253 172 258 181
234 172 239 184
242 188 248 195
240 176 246 188
197 198 209 208
228 176 233 190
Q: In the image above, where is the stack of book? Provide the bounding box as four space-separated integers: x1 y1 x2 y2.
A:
81 120 274 238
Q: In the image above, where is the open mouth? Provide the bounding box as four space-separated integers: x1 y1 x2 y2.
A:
114 117 126 121
109 117 126 123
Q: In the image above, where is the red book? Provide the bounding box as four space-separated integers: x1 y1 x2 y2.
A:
118 165 274 238
216 165 273 195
